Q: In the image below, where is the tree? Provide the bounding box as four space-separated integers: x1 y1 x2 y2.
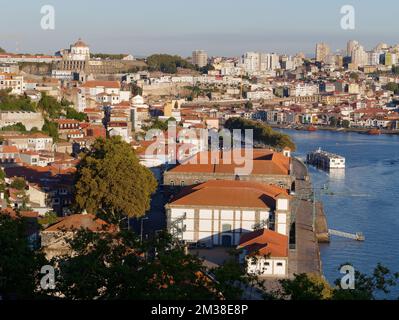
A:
329 117 338 127
341 120 350 128
51 229 251 300
65 107 87 121
0 215 46 299
38 93 63 119
10 177 26 190
0 47 5 53
74 136 157 224
42 119 59 141
224 118 296 151
332 263 399 300
386 82 399 94
147 54 195 74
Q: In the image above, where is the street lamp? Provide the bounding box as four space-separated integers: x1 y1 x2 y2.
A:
140 217 149 243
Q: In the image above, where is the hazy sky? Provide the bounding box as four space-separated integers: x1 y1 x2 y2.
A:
0 0 398 57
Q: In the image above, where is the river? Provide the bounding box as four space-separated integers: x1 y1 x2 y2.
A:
280 129 399 298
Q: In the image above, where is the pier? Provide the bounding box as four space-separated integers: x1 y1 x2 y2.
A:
329 229 365 241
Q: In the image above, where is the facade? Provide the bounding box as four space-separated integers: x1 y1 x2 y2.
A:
238 229 289 277
0 73 24 94
315 43 331 63
165 180 291 247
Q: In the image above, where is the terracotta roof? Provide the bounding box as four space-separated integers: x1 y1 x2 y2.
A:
169 180 289 209
44 214 117 232
0 146 19 153
169 149 290 176
81 80 120 89
238 229 288 257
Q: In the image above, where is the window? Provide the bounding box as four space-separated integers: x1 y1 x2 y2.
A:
277 262 283 267
170 181 175 186
180 181 185 187
222 224 232 232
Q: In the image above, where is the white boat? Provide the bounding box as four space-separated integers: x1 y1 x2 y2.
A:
306 148 345 170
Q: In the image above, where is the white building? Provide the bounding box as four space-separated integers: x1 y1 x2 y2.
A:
238 229 289 277
0 73 24 94
166 180 291 247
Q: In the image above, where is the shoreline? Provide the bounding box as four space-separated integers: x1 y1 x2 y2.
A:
270 124 399 135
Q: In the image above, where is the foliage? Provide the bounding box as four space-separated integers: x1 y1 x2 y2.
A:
0 47 5 53
266 265 399 300
0 90 36 112
224 118 296 151
10 177 26 190
332 263 399 300
386 82 399 94
65 107 87 121
38 211 59 227
142 118 176 132
147 54 195 74
0 122 27 132
51 230 250 300
42 119 59 141
90 53 127 60
37 93 63 119
0 215 46 299
74 136 157 224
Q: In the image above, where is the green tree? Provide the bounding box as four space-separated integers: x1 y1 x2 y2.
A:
386 82 399 94
224 118 296 151
0 47 5 53
38 93 63 119
0 215 46 299
10 177 26 190
329 117 338 127
74 136 157 224
341 120 350 128
42 119 59 141
0 122 27 132
147 54 195 74
50 229 257 300
65 107 87 121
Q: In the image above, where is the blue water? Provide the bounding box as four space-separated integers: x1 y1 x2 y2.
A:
281 129 399 298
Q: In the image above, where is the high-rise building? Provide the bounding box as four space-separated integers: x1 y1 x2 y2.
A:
315 43 331 62
192 50 208 68
241 52 280 73
351 45 368 67
347 40 359 57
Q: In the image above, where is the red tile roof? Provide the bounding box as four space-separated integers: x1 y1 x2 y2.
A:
238 229 288 257
169 180 289 209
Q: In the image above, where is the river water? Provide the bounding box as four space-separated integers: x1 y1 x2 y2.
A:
280 129 399 298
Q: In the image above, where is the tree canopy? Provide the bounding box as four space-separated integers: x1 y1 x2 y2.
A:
0 214 46 299
147 54 195 74
74 136 157 224
224 118 297 151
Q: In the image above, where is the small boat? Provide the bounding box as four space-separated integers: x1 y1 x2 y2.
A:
307 125 318 132
367 128 381 135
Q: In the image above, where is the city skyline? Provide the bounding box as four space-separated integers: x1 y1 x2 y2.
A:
1 0 399 57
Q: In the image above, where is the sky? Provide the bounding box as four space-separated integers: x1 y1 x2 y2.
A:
0 0 398 57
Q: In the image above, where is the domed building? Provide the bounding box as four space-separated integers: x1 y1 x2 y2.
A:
69 39 90 61
58 39 90 71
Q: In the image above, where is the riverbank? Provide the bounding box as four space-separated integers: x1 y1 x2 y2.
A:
270 124 399 135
